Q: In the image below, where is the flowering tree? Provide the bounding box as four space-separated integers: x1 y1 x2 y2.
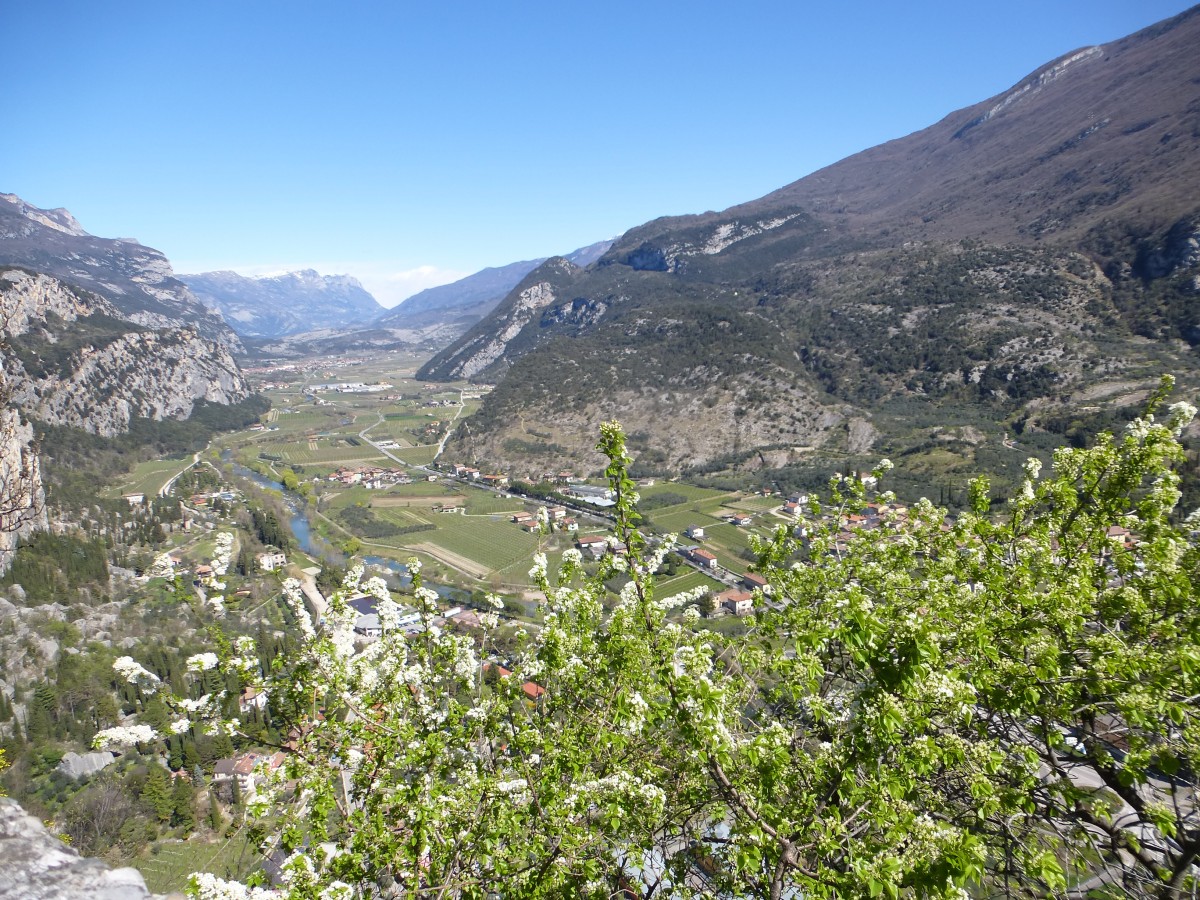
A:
99 378 1199 899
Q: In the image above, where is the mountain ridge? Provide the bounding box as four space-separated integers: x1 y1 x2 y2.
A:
0 194 241 351
181 268 385 338
424 7 1200 480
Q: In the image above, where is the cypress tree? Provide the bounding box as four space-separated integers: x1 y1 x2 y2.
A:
142 766 173 824
171 777 195 832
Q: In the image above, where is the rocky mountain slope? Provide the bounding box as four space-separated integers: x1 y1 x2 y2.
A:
0 194 239 350
0 268 249 437
425 8 1200 479
377 238 614 336
182 268 385 337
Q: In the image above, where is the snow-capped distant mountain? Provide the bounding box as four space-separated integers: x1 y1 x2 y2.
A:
181 269 386 338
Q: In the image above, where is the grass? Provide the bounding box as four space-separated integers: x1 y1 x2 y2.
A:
421 516 544 573
649 506 727 535
656 569 723 597
105 457 191 498
638 483 728 503
725 495 782 512
463 493 527 516
256 442 388 465
134 831 260 895
393 445 440 465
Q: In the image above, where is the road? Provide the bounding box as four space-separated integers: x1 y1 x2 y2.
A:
159 442 209 497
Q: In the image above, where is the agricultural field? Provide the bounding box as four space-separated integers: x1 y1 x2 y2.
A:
225 350 770 590
725 494 783 512
105 456 192 498
637 483 728 504
134 832 260 895
655 568 723 599
647 505 727 535
392 445 440 466
421 516 544 575
265 442 388 466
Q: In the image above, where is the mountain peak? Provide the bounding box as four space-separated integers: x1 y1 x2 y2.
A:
0 193 89 238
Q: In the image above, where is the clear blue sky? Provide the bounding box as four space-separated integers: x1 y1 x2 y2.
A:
4 1 1194 306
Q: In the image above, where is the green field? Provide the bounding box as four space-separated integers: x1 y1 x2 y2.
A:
134 832 260 894
267 410 345 432
638 483 728 503
462 493 527 516
422 516 544 572
726 495 782 512
393 445 439 465
106 457 191 498
263 443 388 465
649 506 727 535
655 569 723 598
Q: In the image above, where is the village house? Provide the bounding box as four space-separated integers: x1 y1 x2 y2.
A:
213 752 265 798
560 517 579 532
716 588 754 616
685 525 706 540
730 514 753 527
482 473 510 487
258 549 288 571
689 548 719 569
575 535 609 560
742 572 770 593
239 686 268 715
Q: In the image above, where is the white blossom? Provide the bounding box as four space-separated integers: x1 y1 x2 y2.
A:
93 723 158 748
113 656 160 687
187 652 220 672
189 872 280 900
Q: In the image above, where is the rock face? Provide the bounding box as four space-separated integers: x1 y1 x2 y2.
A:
0 404 46 575
182 268 385 338
0 269 249 436
0 194 238 351
418 258 581 381
377 239 615 342
0 798 159 899
56 752 118 780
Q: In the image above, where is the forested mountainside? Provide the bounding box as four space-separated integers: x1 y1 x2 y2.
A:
424 8 1200 482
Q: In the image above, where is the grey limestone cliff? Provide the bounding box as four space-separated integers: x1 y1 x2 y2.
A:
0 798 162 900
0 269 249 436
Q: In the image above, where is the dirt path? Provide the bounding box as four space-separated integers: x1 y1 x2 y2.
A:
410 542 491 580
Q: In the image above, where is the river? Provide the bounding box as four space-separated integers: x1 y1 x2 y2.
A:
221 452 468 602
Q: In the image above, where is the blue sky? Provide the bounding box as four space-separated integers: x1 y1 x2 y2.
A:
4 1 1194 306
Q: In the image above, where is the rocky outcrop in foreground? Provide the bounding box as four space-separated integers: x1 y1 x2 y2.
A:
0 798 161 899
